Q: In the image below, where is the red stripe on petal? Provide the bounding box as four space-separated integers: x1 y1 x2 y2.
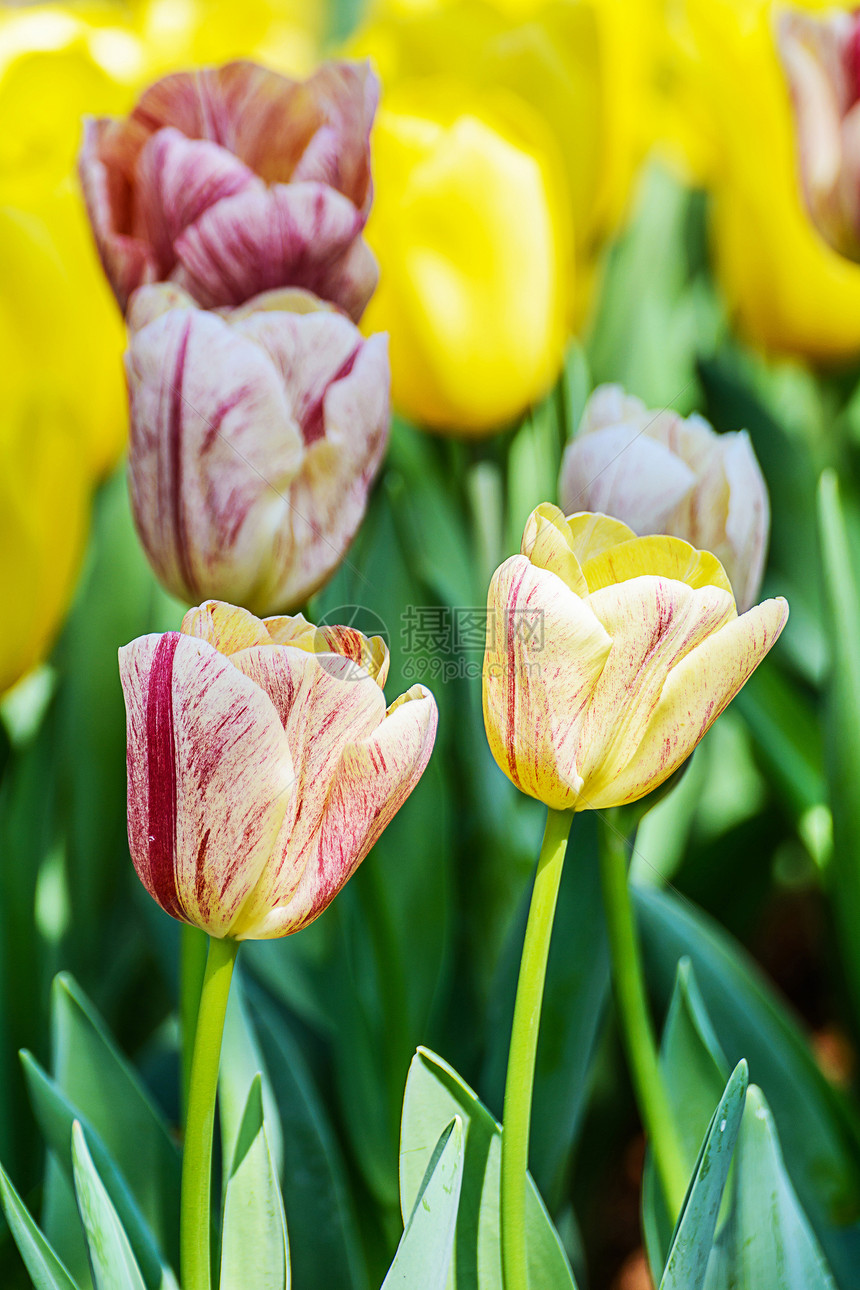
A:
299 344 360 445
145 633 185 919
167 316 198 597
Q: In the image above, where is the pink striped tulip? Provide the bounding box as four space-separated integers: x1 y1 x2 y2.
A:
125 284 389 614
120 600 437 939
79 59 379 318
483 504 788 811
559 386 769 613
778 8 860 261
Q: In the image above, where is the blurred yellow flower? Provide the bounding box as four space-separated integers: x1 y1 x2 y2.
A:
351 0 648 432
673 0 860 361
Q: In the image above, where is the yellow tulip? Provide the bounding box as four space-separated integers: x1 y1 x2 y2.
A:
351 0 655 432
675 0 860 361
361 89 568 432
483 504 787 810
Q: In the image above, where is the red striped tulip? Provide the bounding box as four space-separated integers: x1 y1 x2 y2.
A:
483 504 788 811
125 284 389 614
120 600 437 939
559 386 769 613
79 59 378 318
778 8 860 261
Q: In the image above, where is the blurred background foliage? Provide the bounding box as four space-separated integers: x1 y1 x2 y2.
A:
4 0 860 1286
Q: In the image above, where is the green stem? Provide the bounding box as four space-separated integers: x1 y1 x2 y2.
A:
181 935 239 1290
501 808 572 1290
180 925 209 1124
598 811 687 1218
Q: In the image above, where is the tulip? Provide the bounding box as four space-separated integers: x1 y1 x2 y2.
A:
360 92 568 432
124 283 389 614
558 385 769 612
119 599 438 940
673 0 860 361
79 59 379 319
778 7 860 261
483 503 788 811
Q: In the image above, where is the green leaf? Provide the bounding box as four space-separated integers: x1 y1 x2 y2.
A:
71 1123 147 1290
400 1047 577 1290
659 1061 748 1290
0 1159 78 1290
506 402 563 553
220 971 283 1188
482 812 609 1208
636 885 860 1286
703 1087 838 1289
818 470 860 1018
49 975 180 1263
382 1118 464 1290
220 1075 290 1290
20 1051 177 1290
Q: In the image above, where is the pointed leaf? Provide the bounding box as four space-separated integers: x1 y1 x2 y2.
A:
400 1047 577 1289
71 1122 146 1290
0 1159 78 1290
660 1061 748 1290
220 1075 290 1290
383 1118 463 1290
219 971 283 1187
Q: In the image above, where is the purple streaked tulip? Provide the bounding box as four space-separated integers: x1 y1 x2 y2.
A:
120 600 438 939
125 284 389 614
79 59 379 318
778 8 860 261
559 385 769 614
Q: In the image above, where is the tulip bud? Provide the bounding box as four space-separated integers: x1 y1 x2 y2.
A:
559 386 769 613
125 284 389 614
79 59 379 318
120 600 438 939
778 8 860 261
483 504 787 811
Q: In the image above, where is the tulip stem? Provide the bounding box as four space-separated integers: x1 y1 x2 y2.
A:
180 925 209 1123
181 934 239 1290
598 811 687 1219
501 807 572 1290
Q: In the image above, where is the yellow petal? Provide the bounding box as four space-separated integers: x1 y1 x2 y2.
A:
563 510 637 563
520 502 587 596
482 554 612 809
585 596 789 809
181 600 272 655
576 576 738 803
264 615 390 687
580 534 734 599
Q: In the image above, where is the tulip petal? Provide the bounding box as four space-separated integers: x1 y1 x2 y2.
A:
181 601 273 655
559 426 696 533
520 503 587 595
263 616 390 687
721 432 770 613
588 597 789 808
132 126 261 275
577 576 738 801
119 632 295 936
171 181 378 320
580 534 734 598
126 306 305 607
79 117 158 309
563 510 638 562
483 555 612 808
239 684 438 938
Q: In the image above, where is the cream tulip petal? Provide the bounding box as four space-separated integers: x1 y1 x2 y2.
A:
238 684 438 938
119 632 295 936
483 555 612 809
520 503 587 595
577 576 737 795
585 597 789 809
563 511 637 562
227 643 388 921
580 535 734 598
559 427 696 533
722 432 770 613
181 600 272 655
264 614 390 686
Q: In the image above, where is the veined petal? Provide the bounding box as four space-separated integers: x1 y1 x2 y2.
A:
559 426 695 533
171 182 378 320
721 432 770 613
132 127 261 275
563 510 637 563
119 632 295 936
263 615 390 687
580 535 734 598
521 502 587 595
586 597 789 809
181 600 272 655
577 576 737 800
483 555 612 808
236 683 437 939
79 117 157 309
